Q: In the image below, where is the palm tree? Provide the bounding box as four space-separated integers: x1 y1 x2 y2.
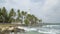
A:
1 7 7 16
21 11 27 19
39 19 42 23
9 8 16 23
16 9 22 23
9 8 16 17
21 11 27 24
26 14 33 25
0 8 1 16
26 14 41 25
1 7 7 23
0 15 5 23
16 17 22 23
24 19 29 26
31 15 38 24
0 8 2 22
17 10 21 17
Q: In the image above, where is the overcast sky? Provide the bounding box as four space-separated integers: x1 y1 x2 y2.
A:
0 0 60 23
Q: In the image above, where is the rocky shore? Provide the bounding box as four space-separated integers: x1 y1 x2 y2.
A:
0 26 25 34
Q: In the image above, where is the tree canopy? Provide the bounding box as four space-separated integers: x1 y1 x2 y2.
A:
0 7 42 25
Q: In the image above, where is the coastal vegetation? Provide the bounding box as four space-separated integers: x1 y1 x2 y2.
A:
0 7 42 25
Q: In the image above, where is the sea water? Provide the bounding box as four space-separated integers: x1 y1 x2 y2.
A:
10 25 60 34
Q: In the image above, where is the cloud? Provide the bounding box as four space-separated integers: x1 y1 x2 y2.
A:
31 0 45 3
0 0 30 10
0 0 60 23
30 0 60 23
0 0 6 3
41 0 60 23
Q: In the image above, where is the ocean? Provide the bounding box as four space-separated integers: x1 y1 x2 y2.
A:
10 24 60 34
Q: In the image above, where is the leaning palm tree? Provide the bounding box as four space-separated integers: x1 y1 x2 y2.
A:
17 9 21 17
21 11 27 24
24 18 29 26
9 8 16 17
0 8 1 16
1 7 7 17
1 7 7 23
0 15 4 23
26 14 33 25
9 8 16 23
0 8 1 22
16 9 23 23
26 14 42 25
21 11 27 19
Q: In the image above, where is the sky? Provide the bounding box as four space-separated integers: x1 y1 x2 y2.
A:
0 0 60 23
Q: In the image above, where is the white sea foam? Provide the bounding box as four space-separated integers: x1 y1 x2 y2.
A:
38 30 51 33
42 25 60 28
38 25 60 34
38 29 57 34
24 28 37 31
18 26 37 31
17 25 60 34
